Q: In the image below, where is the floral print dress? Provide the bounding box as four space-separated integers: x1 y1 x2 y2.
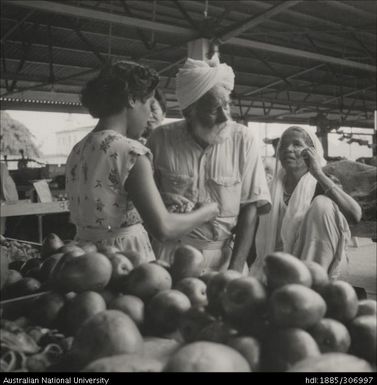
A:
65 129 155 261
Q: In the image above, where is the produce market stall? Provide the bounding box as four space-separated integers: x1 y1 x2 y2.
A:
1 201 69 243
1 0 376 374
1 234 376 372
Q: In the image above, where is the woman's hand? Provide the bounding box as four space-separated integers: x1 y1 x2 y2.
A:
301 147 323 178
161 192 195 213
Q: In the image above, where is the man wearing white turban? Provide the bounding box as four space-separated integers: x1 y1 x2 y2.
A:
148 58 271 272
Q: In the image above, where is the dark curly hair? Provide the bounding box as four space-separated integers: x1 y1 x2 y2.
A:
81 61 160 119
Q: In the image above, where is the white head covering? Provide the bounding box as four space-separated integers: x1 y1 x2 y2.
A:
176 57 235 111
252 126 326 278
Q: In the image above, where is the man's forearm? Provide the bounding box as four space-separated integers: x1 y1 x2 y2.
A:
229 203 258 272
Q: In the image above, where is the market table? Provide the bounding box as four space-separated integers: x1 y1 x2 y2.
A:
0 201 69 243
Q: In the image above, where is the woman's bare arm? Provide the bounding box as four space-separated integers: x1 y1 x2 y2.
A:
125 155 219 242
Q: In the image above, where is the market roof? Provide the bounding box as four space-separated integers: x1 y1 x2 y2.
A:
1 0 376 129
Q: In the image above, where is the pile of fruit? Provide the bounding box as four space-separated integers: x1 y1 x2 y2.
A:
0 233 376 372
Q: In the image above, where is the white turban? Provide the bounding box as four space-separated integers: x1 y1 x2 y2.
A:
176 57 235 111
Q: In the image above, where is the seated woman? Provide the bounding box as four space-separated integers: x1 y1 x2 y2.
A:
251 126 362 280
65 61 218 262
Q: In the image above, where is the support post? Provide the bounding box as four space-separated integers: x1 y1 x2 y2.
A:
188 38 218 62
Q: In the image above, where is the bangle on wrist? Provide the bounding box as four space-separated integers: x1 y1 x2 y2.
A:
324 183 337 195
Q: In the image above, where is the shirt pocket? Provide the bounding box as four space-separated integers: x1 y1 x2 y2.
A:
208 176 241 218
159 169 194 198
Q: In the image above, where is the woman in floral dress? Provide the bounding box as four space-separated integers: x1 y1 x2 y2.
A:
65 61 218 262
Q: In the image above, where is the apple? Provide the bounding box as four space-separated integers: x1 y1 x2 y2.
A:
221 276 267 319
171 245 206 282
147 289 191 334
109 295 145 326
175 277 208 307
228 336 261 371
124 263 172 301
207 270 242 315
107 253 134 288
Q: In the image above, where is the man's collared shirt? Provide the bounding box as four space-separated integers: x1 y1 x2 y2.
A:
148 119 271 242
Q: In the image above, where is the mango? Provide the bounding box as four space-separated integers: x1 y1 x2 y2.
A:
171 245 206 282
322 281 358 322
41 233 64 259
288 353 373 372
349 315 376 364
357 299 377 316
309 318 351 353
269 284 326 329
207 270 242 315
123 263 172 301
82 355 164 372
262 328 320 371
304 261 329 292
264 252 312 289
228 336 261 372
4 277 42 298
164 342 251 372
70 310 143 369
54 252 112 293
175 277 208 307
57 291 106 336
109 295 144 326
146 289 191 334
83 337 180 372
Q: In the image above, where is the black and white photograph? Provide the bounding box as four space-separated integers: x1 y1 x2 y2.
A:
0 0 376 377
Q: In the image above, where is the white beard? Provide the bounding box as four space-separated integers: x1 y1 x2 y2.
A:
194 121 228 145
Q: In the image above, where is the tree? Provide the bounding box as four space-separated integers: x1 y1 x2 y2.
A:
0 111 40 158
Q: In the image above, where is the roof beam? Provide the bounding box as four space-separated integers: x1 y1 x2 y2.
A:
325 0 375 20
6 0 196 37
237 0 375 40
3 54 375 105
216 0 302 43
7 0 376 73
1 10 34 43
228 37 376 73
242 64 325 97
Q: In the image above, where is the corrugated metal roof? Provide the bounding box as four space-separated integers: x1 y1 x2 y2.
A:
1 0 375 128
